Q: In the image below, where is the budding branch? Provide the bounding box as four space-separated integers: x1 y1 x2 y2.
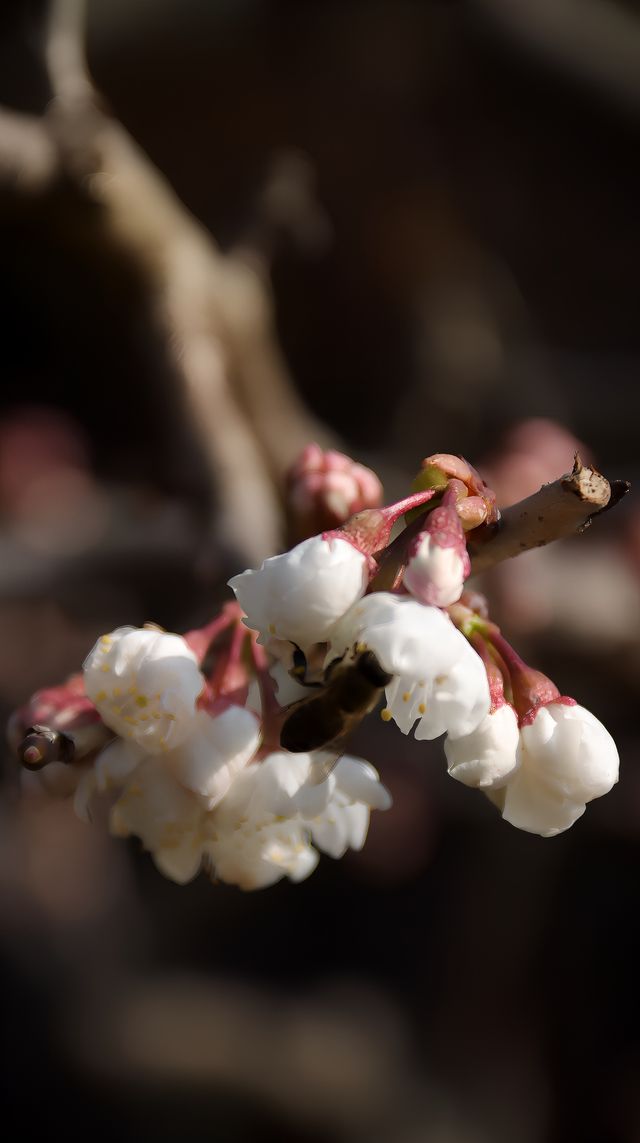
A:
468 456 630 575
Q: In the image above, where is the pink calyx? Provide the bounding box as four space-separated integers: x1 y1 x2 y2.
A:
519 695 577 728
324 487 437 560
486 627 565 726
198 613 251 712
468 631 512 714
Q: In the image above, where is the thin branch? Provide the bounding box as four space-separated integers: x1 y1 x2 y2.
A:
0 0 335 571
469 455 630 575
46 0 92 105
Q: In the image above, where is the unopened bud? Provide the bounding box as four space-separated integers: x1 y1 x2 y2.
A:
456 496 488 530
287 443 383 543
414 454 498 528
403 493 470 608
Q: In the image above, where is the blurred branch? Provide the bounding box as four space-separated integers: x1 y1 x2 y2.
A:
469 456 630 574
46 0 92 105
475 0 640 113
0 0 330 568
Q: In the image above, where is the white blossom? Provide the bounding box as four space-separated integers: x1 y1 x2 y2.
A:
84 626 203 753
108 756 206 884
328 593 490 740
501 702 619 837
403 534 467 608
95 705 260 810
444 702 520 789
168 706 261 808
228 535 369 650
203 751 391 890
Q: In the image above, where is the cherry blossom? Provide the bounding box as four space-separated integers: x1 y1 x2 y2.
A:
84 626 203 752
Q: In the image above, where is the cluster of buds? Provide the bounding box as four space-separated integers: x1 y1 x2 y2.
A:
444 601 618 835
9 445 620 889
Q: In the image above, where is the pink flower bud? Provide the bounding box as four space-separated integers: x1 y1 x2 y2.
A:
501 701 619 837
455 496 488 530
286 443 383 542
417 454 498 528
403 502 470 607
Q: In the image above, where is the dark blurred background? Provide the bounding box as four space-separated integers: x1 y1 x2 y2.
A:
1 1 640 1140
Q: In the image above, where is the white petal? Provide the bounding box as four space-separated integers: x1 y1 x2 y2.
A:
95 738 145 792
403 535 466 607
229 535 369 650
84 627 203 752
153 839 203 884
309 800 371 856
445 703 520 789
109 757 203 854
329 593 468 679
385 676 428 735
342 802 371 850
501 762 586 837
499 702 618 837
334 755 392 810
356 600 491 741
520 703 619 803
308 811 350 858
413 644 490 741
203 744 390 888
206 820 318 890
268 658 312 706
168 707 260 806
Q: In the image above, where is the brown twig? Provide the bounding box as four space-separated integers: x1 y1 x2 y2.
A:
468 455 630 575
0 0 332 571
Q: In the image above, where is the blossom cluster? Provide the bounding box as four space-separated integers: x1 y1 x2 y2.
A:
10 446 620 889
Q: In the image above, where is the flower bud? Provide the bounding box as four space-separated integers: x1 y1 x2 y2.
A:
445 702 519 789
501 701 619 837
83 626 203 753
286 443 383 542
403 501 470 607
414 454 498 527
229 534 370 651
